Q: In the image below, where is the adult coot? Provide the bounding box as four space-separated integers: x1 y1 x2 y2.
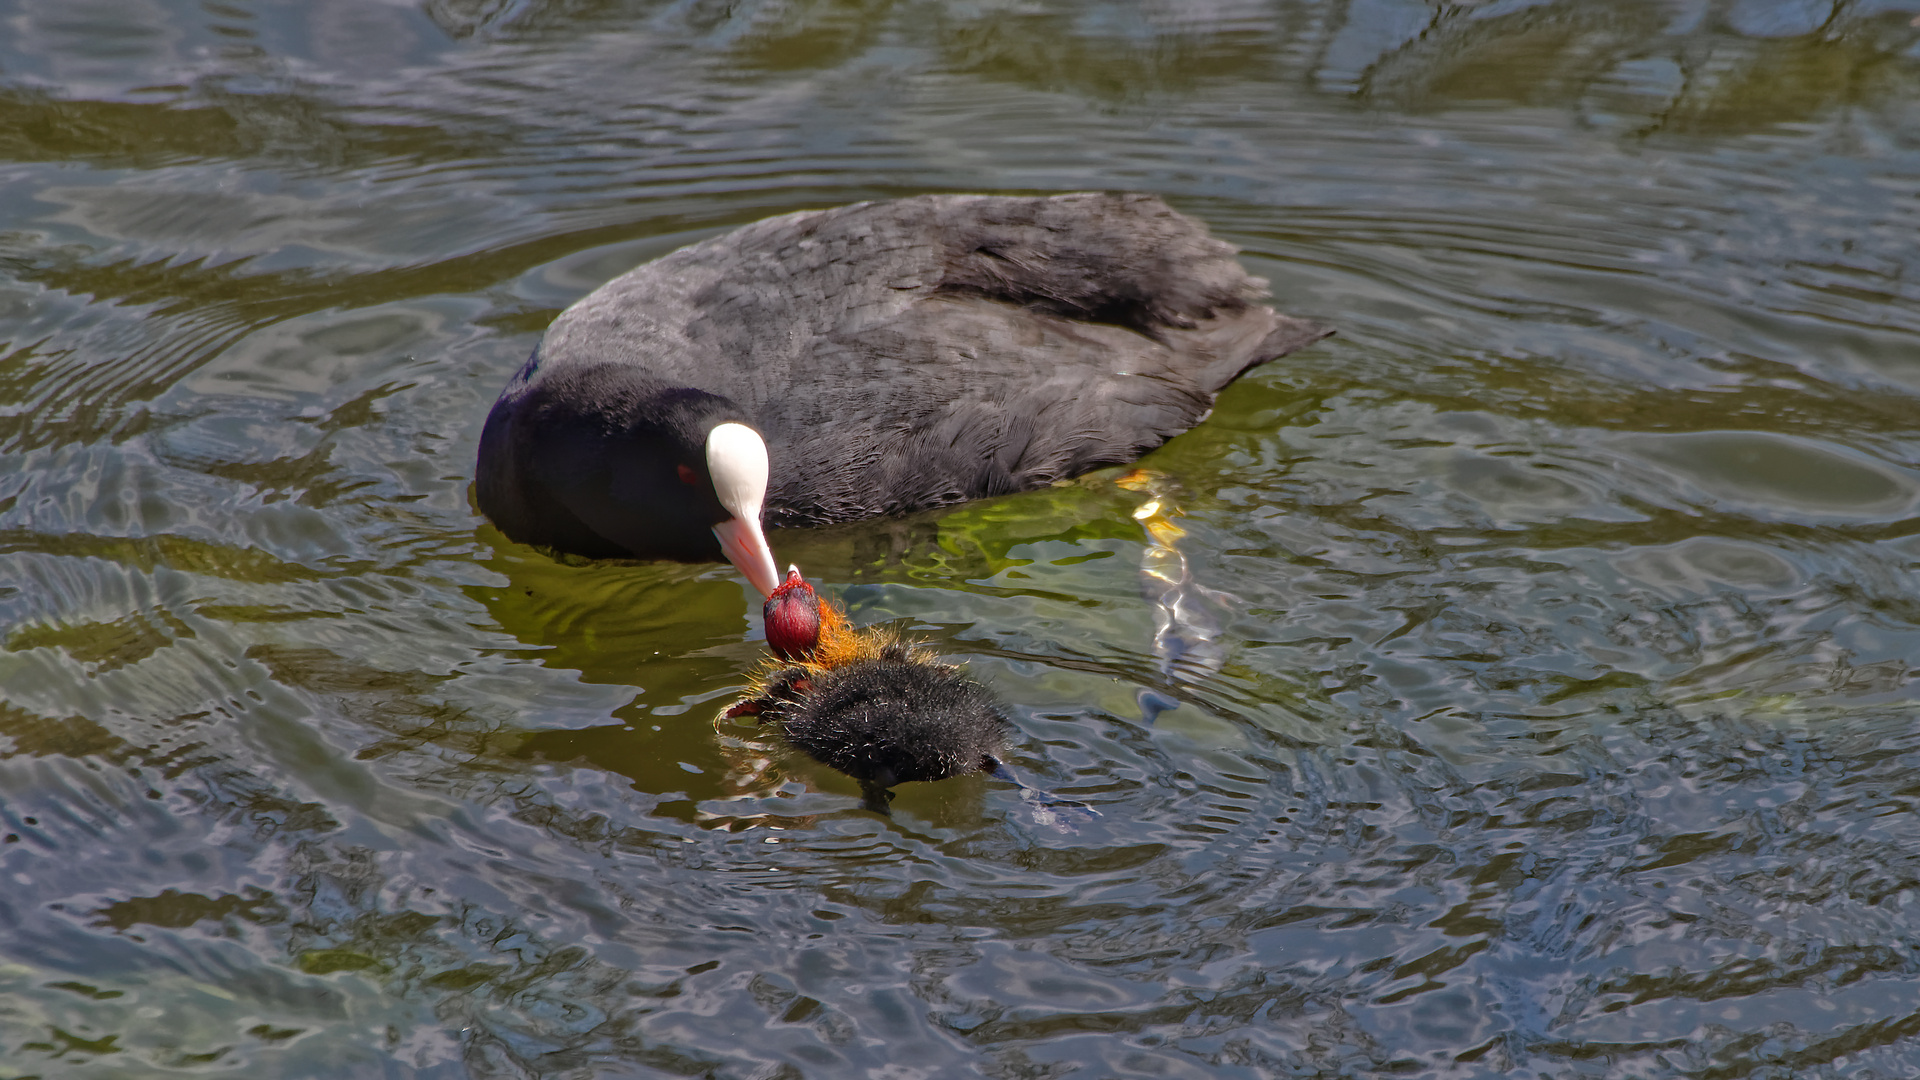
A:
476 193 1330 594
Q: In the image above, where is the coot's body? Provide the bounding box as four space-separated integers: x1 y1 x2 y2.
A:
476 193 1329 589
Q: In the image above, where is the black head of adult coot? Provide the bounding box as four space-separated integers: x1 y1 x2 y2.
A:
729 568 1011 813
475 193 1330 594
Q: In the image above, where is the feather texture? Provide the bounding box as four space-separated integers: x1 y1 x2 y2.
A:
479 192 1331 553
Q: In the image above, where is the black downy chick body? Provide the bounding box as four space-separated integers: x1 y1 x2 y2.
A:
750 640 1011 813
735 569 1080 818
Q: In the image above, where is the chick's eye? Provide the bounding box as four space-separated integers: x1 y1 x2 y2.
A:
676 464 698 486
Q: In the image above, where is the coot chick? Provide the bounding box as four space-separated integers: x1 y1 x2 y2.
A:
475 193 1331 595
731 569 1011 813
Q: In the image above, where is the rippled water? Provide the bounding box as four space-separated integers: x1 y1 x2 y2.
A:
3 1 1920 1076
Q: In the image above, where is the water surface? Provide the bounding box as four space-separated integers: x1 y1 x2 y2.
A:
3 1 1920 1077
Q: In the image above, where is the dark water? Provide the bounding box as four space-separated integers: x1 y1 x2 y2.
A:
3 1 1920 1076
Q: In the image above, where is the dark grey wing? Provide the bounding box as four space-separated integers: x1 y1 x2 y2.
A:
919 193 1332 392
745 195 1327 525
759 291 1324 527
926 192 1273 339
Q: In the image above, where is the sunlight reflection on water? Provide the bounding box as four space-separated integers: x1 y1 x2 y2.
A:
1 1 1919 1077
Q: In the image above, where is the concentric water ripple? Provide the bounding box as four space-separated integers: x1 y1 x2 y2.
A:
2 1 1919 1077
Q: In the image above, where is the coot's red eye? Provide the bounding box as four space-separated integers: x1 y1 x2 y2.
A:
676 464 698 485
